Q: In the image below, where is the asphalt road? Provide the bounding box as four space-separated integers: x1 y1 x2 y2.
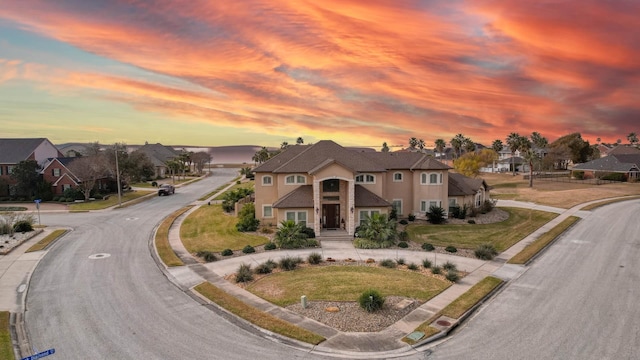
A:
24 170 640 359
25 169 334 360
425 200 640 359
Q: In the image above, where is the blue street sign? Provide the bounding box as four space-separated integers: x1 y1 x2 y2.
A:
21 348 55 360
34 199 41 210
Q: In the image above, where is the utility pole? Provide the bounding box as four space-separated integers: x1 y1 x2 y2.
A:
115 144 122 207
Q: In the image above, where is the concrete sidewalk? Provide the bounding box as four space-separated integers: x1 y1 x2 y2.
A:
157 198 607 355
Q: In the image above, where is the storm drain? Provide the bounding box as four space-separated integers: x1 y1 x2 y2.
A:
88 253 111 260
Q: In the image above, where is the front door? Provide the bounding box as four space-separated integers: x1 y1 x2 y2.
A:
323 204 340 229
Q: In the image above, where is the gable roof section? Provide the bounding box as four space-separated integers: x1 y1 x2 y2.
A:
272 185 313 208
573 155 640 172
608 145 640 156
0 138 49 163
354 185 391 207
362 152 449 170
448 173 487 196
136 143 179 167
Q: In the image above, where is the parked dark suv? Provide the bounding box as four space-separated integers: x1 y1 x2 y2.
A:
158 184 175 196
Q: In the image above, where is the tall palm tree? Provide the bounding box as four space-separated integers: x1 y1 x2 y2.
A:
408 137 418 150
280 142 289 149
492 139 503 152
450 134 465 158
506 132 522 175
462 137 476 153
434 139 446 156
530 132 548 148
518 137 536 187
417 139 426 151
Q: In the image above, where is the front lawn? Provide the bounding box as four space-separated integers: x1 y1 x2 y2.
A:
406 208 557 251
213 180 252 200
180 204 267 253
0 311 14 360
246 266 451 307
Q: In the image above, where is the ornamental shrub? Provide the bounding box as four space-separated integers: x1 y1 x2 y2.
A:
422 258 432 269
13 220 33 233
307 252 322 265
408 214 416 221
242 245 256 254
442 261 457 272
445 245 457 253
236 204 259 232
358 289 385 313
422 243 435 251
398 241 408 248
445 269 460 282
379 259 397 268
264 242 277 250
426 205 446 224
475 244 498 260
196 251 217 263
407 263 419 271
255 260 277 274
235 263 253 283
399 219 408 225
221 249 233 256
396 258 406 265
279 256 302 271
431 265 442 275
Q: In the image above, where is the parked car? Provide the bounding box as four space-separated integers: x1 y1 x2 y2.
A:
158 184 175 196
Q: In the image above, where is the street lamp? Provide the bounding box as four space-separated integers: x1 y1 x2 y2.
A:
115 144 122 207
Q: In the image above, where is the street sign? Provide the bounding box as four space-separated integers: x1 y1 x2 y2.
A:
34 199 41 210
21 348 55 360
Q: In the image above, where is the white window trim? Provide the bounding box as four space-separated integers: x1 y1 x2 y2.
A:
263 205 273 218
358 209 381 224
355 173 376 184
285 210 308 225
393 172 403 182
421 172 443 185
262 175 273 186
285 174 306 185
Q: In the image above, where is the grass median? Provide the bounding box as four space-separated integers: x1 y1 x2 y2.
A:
580 195 640 211
155 206 193 267
0 311 14 360
194 282 325 345
68 190 153 211
508 216 579 264
407 208 557 251
26 229 67 252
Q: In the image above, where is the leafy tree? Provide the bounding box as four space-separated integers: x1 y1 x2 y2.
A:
381 142 390 152
191 151 212 174
67 156 108 201
274 220 309 249
83 141 103 156
221 188 254 213
280 142 289 149
296 137 304 145
252 147 271 164
546 133 595 169
125 151 155 182
9 160 41 198
454 149 498 177
355 213 396 248
628 132 638 145
236 203 259 232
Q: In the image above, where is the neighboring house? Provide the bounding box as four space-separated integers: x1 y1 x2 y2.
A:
135 143 179 178
572 146 640 181
447 172 491 211
0 138 63 196
595 144 612 158
41 157 80 195
253 140 453 236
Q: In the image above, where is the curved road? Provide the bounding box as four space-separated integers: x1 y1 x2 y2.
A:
25 172 640 359
426 200 640 359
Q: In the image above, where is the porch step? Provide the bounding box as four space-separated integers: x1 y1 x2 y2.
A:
317 231 353 242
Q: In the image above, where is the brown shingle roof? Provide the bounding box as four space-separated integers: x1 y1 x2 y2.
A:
355 185 391 207
272 185 313 208
0 138 51 163
362 152 449 170
448 173 487 196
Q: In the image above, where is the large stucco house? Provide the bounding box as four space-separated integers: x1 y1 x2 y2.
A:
253 140 489 236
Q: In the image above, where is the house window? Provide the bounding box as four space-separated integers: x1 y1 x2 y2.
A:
421 200 442 212
392 199 403 215
323 179 340 192
62 184 71 191
52 168 61 177
0 166 3 175
355 174 375 184
262 176 273 186
448 198 457 212
285 174 306 184
393 172 403 182
359 209 380 225
475 191 483 207
285 211 307 226
263 205 273 218
7 166 14 175
421 172 443 185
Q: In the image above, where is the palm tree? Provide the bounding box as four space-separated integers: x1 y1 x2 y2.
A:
280 142 289 149
408 137 418 150
492 139 503 152
518 137 537 187
506 132 522 175
274 220 308 249
462 137 476 153
434 139 446 156
417 139 426 151
530 132 548 148
357 213 396 247
296 137 304 145
381 142 390 152
450 134 465 158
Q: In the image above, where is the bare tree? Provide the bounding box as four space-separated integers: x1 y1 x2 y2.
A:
67 156 108 201
192 151 212 174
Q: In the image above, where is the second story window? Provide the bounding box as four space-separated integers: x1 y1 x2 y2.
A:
355 174 375 184
262 176 273 186
285 174 306 184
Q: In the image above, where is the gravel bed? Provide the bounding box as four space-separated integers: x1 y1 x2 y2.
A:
286 296 422 332
0 231 39 254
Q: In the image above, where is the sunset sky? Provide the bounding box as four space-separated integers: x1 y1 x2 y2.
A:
1 1 638 148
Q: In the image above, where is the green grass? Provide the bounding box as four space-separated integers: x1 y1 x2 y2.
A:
212 180 253 201
580 195 640 211
26 229 67 252
155 207 192 267
508 216 579 264
0 207 27 212
246 266 451 307
180 204 267 252
197 183 233 201
406 208 558 251
440 276 503 319
194 282 325 345
68 190 154 210
402 326 440 345
0 311 14 360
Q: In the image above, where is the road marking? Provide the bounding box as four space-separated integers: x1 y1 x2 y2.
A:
125 217 139 221
88 253 111 260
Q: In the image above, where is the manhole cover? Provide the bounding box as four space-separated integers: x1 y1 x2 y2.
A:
88 253 111 260
436 320 451 326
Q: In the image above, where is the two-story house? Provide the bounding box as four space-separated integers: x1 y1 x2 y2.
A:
0 138 63 196
253 140 452 236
